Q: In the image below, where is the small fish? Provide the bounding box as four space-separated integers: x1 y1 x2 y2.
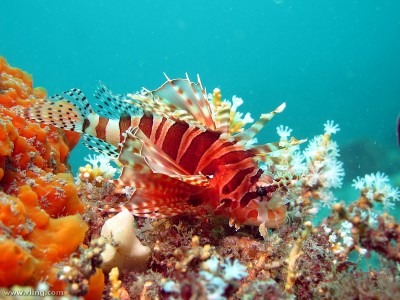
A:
25 74 300 235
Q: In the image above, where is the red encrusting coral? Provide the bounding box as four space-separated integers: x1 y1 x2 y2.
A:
0 57 103 296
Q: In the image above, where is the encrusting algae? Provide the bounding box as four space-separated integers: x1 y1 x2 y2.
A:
1 57 400 299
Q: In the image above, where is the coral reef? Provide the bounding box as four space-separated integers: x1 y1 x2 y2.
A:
1 57 399 299
58 238 105 297
0 57 100 297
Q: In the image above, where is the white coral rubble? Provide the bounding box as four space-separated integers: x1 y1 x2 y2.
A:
100 210 151 272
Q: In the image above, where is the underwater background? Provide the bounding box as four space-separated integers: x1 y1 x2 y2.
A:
1 1 400 298
1 0 399 189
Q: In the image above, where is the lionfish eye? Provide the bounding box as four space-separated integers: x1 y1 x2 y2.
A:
256 186 267 197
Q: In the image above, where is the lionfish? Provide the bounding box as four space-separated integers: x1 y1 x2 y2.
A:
25 75 300 235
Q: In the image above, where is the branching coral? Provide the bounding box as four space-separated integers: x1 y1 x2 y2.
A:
285 221 313 293
163 253 248 299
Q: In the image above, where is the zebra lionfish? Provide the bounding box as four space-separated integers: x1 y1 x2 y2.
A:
25 75 300 235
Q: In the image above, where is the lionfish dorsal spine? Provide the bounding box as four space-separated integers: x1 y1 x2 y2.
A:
149 74 216 130
214 101 232 133
234 102 286 145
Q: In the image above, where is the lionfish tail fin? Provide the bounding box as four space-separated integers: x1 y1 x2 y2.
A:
234 102 286 145
24 88 93 132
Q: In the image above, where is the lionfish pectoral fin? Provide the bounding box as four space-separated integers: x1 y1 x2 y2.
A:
112 175 204 219
121 174 207 218
112 125 209 218
234 102 286 145
168 173 210 187
118 127 210 187
93 82 141 119
132 127 190 176
24 88 93 132
114 138 206 217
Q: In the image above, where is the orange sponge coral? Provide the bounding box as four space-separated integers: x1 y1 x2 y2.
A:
0 56 92 293
0 239 37 286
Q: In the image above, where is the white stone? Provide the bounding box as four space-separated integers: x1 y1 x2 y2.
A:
100 210 151 272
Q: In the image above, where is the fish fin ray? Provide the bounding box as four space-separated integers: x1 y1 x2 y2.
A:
93 82 141 119
82 134 119 159
214 101 231 133
152 74 215 129
126 76 215 130
234 103 286 145
247 138 306 160
24 88 93 132
119 127 209 186
113 130 207 217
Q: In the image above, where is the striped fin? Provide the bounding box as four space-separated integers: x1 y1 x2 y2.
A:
130 127 188 176
128 74 216 130
118 183 207 218
214 101 231 133
248 138 306 161
153 74 215 129
120 127 209 186
94 82 141 119
234 103 286 145
127 92 206 130
82 134 119 159
24 88 93 132
114 129 208 217
115 154 202 218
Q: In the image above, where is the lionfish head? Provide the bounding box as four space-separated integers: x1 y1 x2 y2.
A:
242 173 287 228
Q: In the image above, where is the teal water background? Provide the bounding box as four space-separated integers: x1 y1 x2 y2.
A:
1 0 399 183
